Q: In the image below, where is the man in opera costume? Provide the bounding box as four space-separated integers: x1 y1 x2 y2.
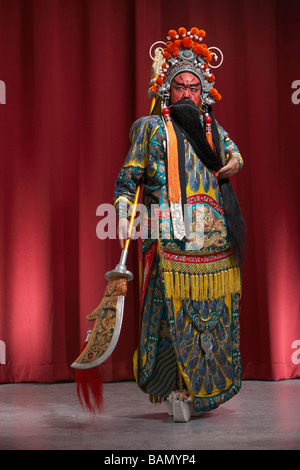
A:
113 27 245 422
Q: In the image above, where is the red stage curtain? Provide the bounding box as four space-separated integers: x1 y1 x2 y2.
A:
0 0 299 383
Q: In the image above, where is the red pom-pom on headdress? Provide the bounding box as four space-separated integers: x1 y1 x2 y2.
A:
178 27 187 37
182 37 193 49
168 29 177 39
190 27 199 36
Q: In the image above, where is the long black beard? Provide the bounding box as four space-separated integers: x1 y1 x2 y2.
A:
169 101 246 262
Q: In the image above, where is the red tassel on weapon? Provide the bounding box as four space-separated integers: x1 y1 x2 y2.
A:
75 330 103 414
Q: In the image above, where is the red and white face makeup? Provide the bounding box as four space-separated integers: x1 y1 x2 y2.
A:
169 72 202 106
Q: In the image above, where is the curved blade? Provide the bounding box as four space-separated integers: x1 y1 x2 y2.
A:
71 278 127 370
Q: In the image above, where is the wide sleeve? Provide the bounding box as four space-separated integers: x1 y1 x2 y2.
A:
217 124 244 170
113 116 157 219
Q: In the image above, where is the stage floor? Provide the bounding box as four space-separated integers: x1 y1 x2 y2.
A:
0 379 299 450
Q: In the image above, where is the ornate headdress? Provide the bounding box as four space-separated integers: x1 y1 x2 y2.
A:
148 27 224 241
149 27 223 108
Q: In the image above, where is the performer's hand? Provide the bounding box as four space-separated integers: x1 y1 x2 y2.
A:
217 150 240 180
118 218 129 249
118 218 136 249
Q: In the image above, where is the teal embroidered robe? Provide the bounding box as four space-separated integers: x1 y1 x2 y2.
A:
114 115 243 412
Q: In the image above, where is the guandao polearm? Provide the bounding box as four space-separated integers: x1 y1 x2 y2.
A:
71 46 163 414
71 184 141 371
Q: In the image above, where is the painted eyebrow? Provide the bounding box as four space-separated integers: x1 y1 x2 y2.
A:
173 77 201 87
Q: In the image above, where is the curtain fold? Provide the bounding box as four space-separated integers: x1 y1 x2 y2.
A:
0 0 299 383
